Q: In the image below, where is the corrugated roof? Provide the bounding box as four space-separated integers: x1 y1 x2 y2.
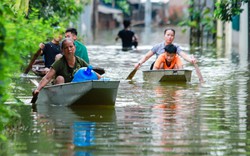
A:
98 5 122 14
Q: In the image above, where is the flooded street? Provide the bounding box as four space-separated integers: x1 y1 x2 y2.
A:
2 26 250 155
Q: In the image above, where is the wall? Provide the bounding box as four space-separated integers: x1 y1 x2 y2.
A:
219 2 248 65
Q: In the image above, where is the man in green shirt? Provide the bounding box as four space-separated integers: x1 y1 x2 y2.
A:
65 28 89 63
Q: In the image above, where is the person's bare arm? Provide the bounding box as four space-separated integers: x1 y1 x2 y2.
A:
133 34 138 42
175 64 183 69
115 36 119 41
134 50 154 69
179 51 197 64
153 62 164 70
55 54 63 61
153 65 159 70
39 43 45 55
34 68 56 94
95 72 102 79
39 43 45 49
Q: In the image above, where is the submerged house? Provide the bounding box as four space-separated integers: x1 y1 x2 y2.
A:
77 1 123 37
128 0 188 26
97 4 123 29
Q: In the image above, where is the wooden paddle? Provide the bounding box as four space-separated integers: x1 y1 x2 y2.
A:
30 79 39 103
93 67 105 75
24 48 41 75
126 68 137 80
193 63 204 83
31 91 38 104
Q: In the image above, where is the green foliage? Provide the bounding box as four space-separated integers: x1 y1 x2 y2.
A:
214 0 248 21
103 0 130 15
0 0 87 141
0 105 20 141
116 0 130 15
178 3 216 34
28 0 88 24
179 0 248 46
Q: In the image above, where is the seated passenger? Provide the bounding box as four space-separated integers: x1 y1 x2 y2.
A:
153 44 183 70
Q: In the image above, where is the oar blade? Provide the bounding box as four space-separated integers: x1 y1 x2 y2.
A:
31 91 38 103
126 68 137 80
24 48 41 74
30 79 39 103
30 79 39 87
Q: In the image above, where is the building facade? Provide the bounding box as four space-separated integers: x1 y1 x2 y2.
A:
218 2 249 66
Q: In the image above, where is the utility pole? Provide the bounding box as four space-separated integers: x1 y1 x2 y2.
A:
92 0 99 40
144 0 152 27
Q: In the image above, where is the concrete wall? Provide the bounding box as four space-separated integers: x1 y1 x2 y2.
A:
218 2 248 65
239 3 248 66
231 3 248 66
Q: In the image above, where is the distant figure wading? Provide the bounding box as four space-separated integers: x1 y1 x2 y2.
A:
115 20 138 51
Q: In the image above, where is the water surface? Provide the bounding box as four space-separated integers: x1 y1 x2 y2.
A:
2 27 250 156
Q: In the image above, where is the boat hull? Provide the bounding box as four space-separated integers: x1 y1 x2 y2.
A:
143 69 192 82
36 80 120 106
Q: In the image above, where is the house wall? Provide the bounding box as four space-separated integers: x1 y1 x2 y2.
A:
98 13 117 29
168 0 187 6
239 3 248 66
129 0 189 26
231 3 248 66
220 2 248 65
166 0 189 25
77 4 93 41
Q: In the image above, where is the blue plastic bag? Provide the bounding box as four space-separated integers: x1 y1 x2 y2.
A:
72 65 98 82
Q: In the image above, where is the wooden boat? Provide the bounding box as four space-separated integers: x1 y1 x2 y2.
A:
32 65 46 77
143 69 192 82
35 80 120 106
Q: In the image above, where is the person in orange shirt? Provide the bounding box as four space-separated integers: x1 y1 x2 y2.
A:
153 44 183 70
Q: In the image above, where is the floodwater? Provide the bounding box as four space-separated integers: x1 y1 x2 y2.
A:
2 26 250 155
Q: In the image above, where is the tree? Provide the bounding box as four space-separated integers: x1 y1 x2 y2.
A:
0 0 88 141
178 0 248 48
102 0 130 15
178 0 216 47
214 0 248 22
28 0 87 25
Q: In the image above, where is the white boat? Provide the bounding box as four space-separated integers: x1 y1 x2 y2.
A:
143 69 192 82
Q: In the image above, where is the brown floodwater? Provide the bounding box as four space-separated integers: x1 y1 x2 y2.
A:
2 26 250 156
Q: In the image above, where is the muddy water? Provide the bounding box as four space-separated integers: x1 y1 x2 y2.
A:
2 27 250 156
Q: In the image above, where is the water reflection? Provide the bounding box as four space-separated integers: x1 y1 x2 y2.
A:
151 85 180 152
6 26 250 155
30 104 116 155
150 83 199 153
73 122 96 147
